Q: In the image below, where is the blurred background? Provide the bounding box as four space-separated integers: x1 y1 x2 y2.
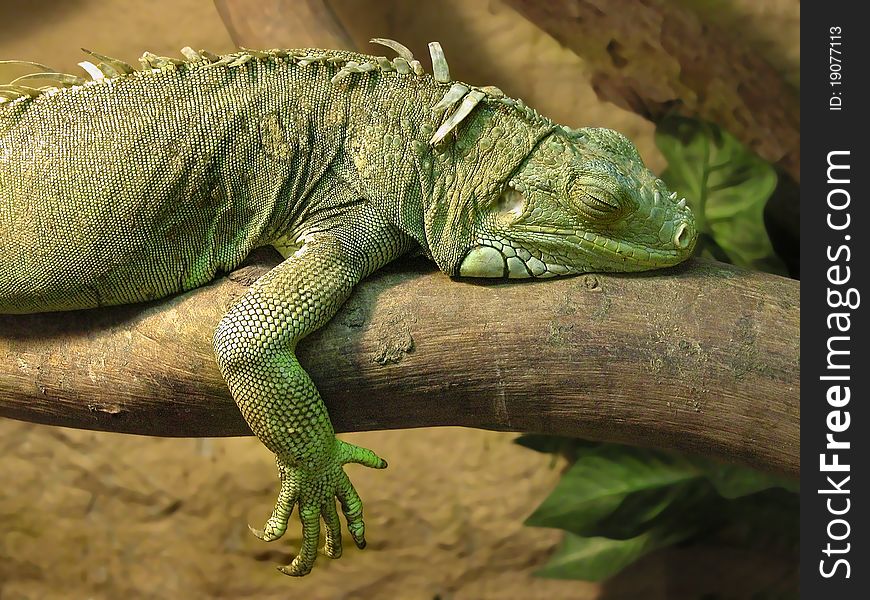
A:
0 1 799 598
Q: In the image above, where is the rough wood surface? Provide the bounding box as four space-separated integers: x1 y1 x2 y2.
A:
0 250 799 476
504 0 800 184
214 0 355 50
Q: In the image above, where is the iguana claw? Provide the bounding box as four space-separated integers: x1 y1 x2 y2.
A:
252 439 387 576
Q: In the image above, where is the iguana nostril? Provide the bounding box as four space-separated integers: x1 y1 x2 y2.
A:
674 222 694 250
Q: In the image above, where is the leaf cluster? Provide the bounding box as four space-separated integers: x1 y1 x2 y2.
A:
655 115 787 275
518 436 798 581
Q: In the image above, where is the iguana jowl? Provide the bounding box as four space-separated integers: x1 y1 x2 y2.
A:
0 39 696 575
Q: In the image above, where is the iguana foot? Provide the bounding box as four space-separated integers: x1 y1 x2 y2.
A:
249 439 387 576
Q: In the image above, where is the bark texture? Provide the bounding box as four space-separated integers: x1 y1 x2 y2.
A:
505 0 800 183
1 250 800 476
214 0 355 51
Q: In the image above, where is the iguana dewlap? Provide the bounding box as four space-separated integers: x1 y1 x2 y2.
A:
0 39 696 576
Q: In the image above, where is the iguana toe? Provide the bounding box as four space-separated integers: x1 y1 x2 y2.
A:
250 457 298 542
321 500 343 559
337 439 388 469
265 440 384 576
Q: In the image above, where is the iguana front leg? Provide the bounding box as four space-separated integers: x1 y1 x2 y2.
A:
212 205 411 576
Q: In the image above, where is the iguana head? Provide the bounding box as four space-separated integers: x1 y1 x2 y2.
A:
425 120 697 278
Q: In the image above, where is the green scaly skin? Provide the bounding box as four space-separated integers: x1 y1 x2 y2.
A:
0 40 696 576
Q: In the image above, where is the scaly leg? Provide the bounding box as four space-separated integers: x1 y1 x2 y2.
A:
213 209 410 575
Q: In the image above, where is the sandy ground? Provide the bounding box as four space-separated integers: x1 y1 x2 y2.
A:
1 1 798 598
1 422 588 599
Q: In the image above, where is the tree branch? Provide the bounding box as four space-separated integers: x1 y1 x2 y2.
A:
1 249 798 476
214 0 356 50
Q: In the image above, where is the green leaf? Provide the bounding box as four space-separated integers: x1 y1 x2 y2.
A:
536 529 682 581
692 460 799 499
655 116 786 274
586 481 700 539
519 439 800 584
525 446 701 535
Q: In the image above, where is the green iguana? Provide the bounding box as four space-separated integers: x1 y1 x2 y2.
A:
0 39 696 576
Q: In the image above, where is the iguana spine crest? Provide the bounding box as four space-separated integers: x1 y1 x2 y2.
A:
1 39 552 146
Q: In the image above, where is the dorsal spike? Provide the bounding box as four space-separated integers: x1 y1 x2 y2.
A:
78 61 104 80
198 49 221 62
430 90 485 145
330 65 354 84
0 60 54 74
10 72 86 88
96 62 120 78
330 60 377 85
139 52 183 69
0 84 41 97
180 47 203 62
392 57 411 74
81 49 134 74
427 42 450 83
227 54 254 68
199 55 233 70
1 60 56 90
370 38 414 62
431 83 468 116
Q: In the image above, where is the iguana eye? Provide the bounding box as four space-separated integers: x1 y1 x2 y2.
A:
570 183 624 222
